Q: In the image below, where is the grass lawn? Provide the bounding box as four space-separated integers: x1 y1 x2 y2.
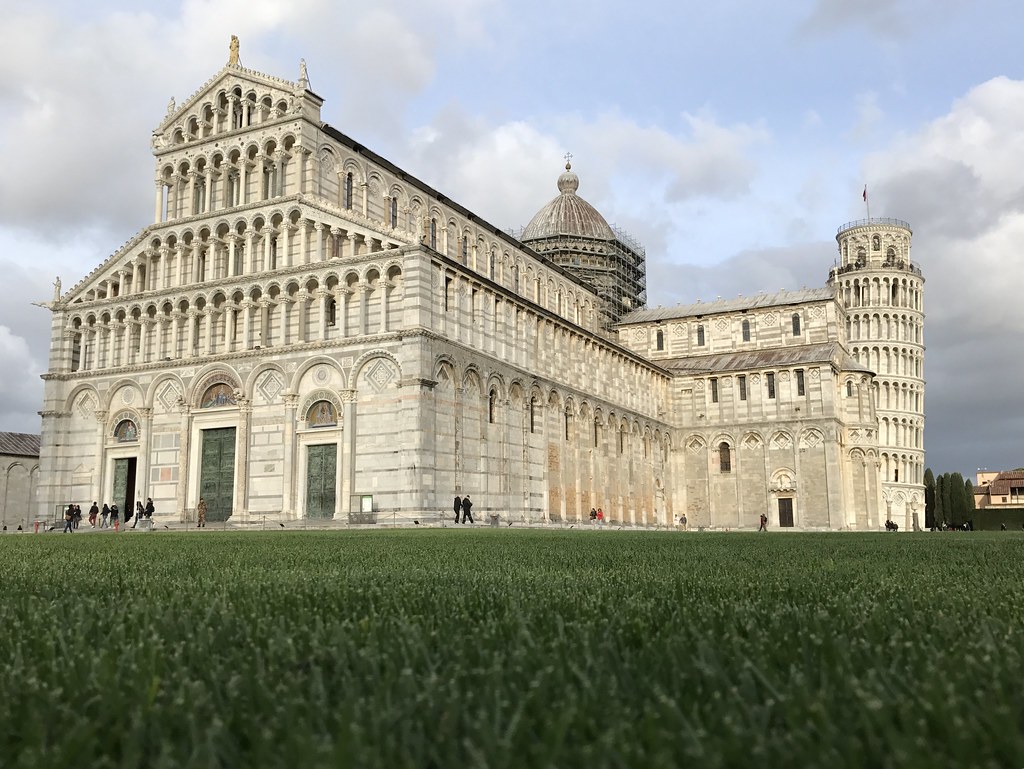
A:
1 529 1022 768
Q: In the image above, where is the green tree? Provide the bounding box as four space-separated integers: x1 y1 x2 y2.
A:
965 478 976 518
950 472 966 526
924 468 936 529
935 473 946 527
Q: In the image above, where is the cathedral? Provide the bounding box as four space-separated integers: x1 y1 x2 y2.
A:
35 41 925 531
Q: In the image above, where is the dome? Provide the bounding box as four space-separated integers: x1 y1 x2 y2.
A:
521 162 615 242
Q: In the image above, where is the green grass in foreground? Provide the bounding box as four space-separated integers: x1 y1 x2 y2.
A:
1 530 1023 768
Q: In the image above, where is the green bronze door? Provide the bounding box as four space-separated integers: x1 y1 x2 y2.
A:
306 444 337 519
112 458 136 514
199 428 236 522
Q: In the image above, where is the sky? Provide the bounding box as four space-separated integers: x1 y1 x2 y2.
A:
0 0 1021 478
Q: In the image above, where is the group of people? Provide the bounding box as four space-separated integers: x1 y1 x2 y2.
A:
452 495 474 524
589 508 604 525
63 498 154 532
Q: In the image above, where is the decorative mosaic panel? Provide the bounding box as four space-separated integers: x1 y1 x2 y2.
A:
364 359 396 393
157 382 181 413
257 371 284 403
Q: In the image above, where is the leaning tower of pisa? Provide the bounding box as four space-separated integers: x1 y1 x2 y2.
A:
830 218 925 529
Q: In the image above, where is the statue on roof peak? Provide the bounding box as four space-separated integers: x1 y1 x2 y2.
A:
229 35 240 66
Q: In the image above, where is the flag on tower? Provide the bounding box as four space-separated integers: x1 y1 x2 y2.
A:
863 185 868 202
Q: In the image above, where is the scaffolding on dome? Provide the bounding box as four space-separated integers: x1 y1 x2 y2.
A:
510 224 647 327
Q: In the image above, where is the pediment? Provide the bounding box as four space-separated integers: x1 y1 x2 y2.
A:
59 226 156 308
153 62 323 149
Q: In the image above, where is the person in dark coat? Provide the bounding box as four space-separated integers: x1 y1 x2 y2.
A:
461 495 474 524
110 504 120 528
101 503 110 528
453 495 462 524
88 502 99 527
145 498 155 518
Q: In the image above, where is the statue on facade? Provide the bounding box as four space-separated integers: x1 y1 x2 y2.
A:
52 277 61 302
229 35 240 65
166 97 175 116
299 58 308 84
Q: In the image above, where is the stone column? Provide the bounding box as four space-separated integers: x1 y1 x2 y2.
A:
239 157 248 206
359 285 369 335
241 300 253 350
175 399 192 523
340 389 357 517
245 231 255 274
223 306 233 350
280 223 292 267
201 309 213 356
119 320 131 368
317 289 329 340
93 410 108 505
234 397 252 520
203 169 213 213
154 180 164 223
314 223 324 263
330 227 342 259
295 290 309 343
227 236 238 278
338 288 350 337
379 281 391 333
360 182 368 218
282 392 298 517
186 309 199 357
263 229 273 270
138 407 153 502
299 220 309 265
258 299 271 347
187 171 197 217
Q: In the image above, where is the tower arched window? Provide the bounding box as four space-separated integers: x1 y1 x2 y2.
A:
856 248 866 266
389 197 398 229
792 313 801 336
344 173 354 210
461 236 468 265
529 398 537 433
742 319 750 342
488 390 497 424
846 380 854 397
719 442 731 473
429 218 437 250
696 324 705 347
886 246 896 262
655 329 664 351
872 235 881 252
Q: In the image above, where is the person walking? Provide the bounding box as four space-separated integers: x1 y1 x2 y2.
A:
461 494 474 524
680 513 688 531
110 503 120 531
100 503 110 528
589 508 598 525
758 513 768 532
88 502 99 527
597 508 604 527
72 505 82 530
145 498 155 519
63 504 75 534
197 497 207 528
453 495 462 524
134 501 145 528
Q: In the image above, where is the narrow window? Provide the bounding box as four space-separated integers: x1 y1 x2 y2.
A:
696 324 705 347
429 218 437 250
564 410 571 441
738 375 747 401
872 234 881 252
894 468 899 482
719 442 731 473
619 430 625 455
344 173 353 210
444 276 452 312
767 372 776 399
742 319 750 342
488 390 496 424
796 369 805 396
846 380 854 397
389 197 398 229
489 251 496 280
656 329 664 351
792 313 801 336
327 297 336 327
593 419 599 447
461 236 468 265
710 377 719 403
530 399 537 433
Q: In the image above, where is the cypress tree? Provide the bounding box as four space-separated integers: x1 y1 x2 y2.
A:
965 478 976 516
950 473 965 526
935 473 946 527
924 468 936 529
